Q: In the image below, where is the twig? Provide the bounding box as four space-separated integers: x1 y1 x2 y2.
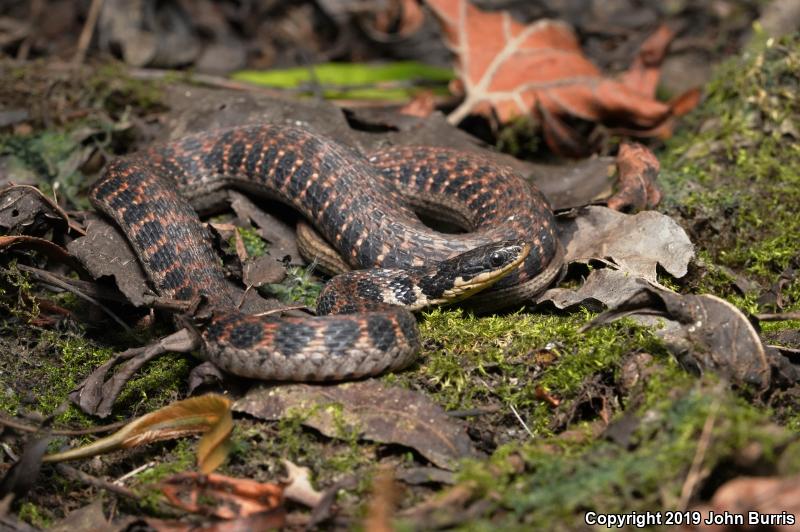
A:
508 404 535 439
114 461 156 485
756 312 800 321
15 264 131 331
73 0 105 64
55 464 138 500
0 414 125 436
678 393 721 510
17 264 194 313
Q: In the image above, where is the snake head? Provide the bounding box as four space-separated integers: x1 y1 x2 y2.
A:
419 240 531 303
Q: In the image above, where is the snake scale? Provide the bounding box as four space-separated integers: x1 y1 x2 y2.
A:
90 124 563 380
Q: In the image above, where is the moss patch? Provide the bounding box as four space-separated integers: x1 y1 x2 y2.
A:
661 34 800 313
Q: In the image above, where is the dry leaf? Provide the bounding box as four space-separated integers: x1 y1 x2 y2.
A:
44 394 233 474
685 475 800 532
235 380 478 469
282 460 324 508
554 206 694 281
425 0 700 156
584 287 774 388
161 472 284 520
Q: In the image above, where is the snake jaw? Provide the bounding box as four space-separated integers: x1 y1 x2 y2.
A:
441 241 531 302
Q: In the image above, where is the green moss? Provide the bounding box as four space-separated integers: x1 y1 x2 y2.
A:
228 226 269 258
17 501 52 528
114 353 189 414
262 265 323 308
409 308 667 433
0 262 188 423
661 34 800 312
496 115 543 158
438 376 791 531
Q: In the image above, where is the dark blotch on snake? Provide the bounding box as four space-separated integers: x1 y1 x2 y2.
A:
274 321 316 354
367 315 396 353
229 321 264 349
324 319 361 354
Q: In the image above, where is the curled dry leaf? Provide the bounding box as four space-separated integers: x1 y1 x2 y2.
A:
161 472 284 521
0 235 76 267
234 380 478 469
44 394 233 474
70 329 200 419
0 435 53 502
584 286 773 388
537 268 646 311
425 0 700 156
606 142 662 211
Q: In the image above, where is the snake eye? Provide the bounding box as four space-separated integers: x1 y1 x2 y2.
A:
489 251 506 268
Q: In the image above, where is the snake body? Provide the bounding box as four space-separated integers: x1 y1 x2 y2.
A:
90 124 562 380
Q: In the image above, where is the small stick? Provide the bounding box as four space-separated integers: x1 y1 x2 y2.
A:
0 414 125 436
15 264 130 331
55 464 138 500
509 404 535 439
73 0 106 64
756 312 800 321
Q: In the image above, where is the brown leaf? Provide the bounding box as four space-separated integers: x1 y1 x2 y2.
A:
584 287 774 388
399 90 436 118
44 394 233 473
554 206 695 281
606 142 661 211
364 466 400 532
685 475 800 532
0 184 78 237
48 500 109 532
234 380 479 469
0 234 76 266
160 472 283 520
537 268 647 311
425 0 698 155
67 215 153 307
370 0 425 37
70 329 200 418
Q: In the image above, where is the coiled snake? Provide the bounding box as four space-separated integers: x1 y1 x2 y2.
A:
90 124 563 380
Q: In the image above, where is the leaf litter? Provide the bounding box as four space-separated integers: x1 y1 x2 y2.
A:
3 2 796 526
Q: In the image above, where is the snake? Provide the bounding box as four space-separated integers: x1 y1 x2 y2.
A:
89 124 563 380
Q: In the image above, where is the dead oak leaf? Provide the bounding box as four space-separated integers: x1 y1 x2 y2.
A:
425 0 699 156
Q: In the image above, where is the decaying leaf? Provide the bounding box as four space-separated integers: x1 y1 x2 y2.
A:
44 394 233 474
0 184 76 237
48 499 110 532
0 434 53 502
537 205 694 309
67 215 153 307
584 286 775 388
425 0 700 155
70 329 200 419
537 268 645 311
0 235 76 266
160 472 284 521
234 380 478 469
557 206 695 280
606 142 662 212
